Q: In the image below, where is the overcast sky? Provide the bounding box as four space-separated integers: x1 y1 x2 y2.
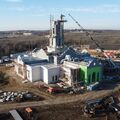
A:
0 0 120 30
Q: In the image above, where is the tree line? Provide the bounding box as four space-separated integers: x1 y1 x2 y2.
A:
0 31 120 57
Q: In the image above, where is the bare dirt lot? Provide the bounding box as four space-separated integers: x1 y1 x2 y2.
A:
19 102 106 120
0 100 119 120
0 65 54 100
1 65 120 120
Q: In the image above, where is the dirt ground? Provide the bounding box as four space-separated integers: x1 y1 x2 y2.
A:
27 103 108 120
1 65 120 120
0 65 54 100
18 103 103 120
17 90 120 120
0 101 119 120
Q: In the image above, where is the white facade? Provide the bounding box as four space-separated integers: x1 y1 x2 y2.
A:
41 64 60 84
14 64 26 79
26 65 43 82
25 64 60 84
62 61 80 86
47 15 66 53
32 49 49 60
63 61 80 68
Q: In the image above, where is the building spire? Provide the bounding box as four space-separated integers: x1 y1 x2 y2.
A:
47 14 67 53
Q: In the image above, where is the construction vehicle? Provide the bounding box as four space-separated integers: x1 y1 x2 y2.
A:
46 87 65 94
68 14 117 69
83 96 118 117
46 87 58 94
46 86 72 94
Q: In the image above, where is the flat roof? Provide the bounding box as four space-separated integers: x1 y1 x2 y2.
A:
27 62 48 67
63 65 80 69
22 56 48 65
42 64 60 69
63 60 90 67
64 57 102 67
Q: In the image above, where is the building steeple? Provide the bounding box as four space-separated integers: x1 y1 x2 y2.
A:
47 14 67 53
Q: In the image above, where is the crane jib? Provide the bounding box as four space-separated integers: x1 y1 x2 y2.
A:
68 13 117 68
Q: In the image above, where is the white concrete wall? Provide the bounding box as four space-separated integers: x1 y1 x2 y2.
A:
62 66 72 86
63 61 80 68
26 65 43 82
42 67 48 84
26 65 32 82
42 67 60 84
17 56 24 65
32 49 48 60
15 64 18 74
16 64 60 84
32 67 43 82
15 64 25 79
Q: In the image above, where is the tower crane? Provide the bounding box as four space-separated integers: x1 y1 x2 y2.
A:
68 14 117 68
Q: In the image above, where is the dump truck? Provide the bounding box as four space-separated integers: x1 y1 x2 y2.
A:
83 96 118 117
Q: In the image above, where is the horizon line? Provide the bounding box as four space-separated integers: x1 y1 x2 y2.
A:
0 28 120 32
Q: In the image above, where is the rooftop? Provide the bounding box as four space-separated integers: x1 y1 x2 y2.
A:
42 64 60 69
63 57 102 67
19 55 48 65
27 62 49 67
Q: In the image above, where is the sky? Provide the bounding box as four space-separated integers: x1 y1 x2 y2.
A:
0 0 120 31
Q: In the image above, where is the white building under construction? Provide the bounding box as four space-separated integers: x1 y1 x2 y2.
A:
14 15 90 85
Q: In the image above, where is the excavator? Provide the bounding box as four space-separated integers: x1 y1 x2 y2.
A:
83 96 119 117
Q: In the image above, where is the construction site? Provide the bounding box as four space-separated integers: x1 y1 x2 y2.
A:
0 13 120 120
